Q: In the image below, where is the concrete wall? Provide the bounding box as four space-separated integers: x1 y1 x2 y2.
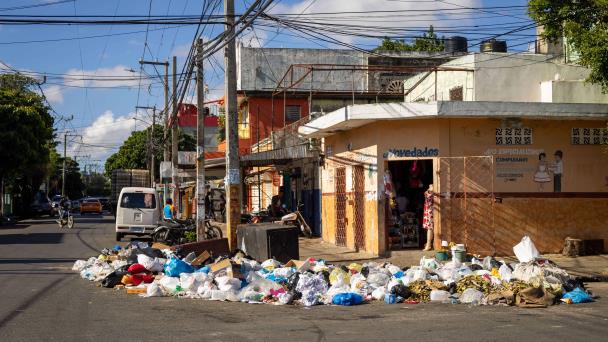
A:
404 53 607 103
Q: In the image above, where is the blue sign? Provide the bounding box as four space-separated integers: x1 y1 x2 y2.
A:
383 147 439 158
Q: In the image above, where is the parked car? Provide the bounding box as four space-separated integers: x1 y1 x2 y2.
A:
115 187 160 241
71 200 81 212
97 197 111 211
80 198 103 215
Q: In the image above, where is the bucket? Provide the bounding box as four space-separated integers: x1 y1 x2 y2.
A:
452 250 466 263
435 251 449 261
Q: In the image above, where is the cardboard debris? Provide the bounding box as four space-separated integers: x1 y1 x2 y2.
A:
285 259 310 272
152 242 172 250
210 259 243 279
190 250 211 267
126 287 147 294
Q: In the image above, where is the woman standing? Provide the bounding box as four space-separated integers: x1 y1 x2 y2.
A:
422 184 435 251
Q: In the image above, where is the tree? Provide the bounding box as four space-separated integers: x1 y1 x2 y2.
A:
375 26 444 52
529 1 608 92
0 74 54 215
84 173 110 197
104 125 195 179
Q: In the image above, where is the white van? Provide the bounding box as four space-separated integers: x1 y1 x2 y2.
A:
115 187 160 241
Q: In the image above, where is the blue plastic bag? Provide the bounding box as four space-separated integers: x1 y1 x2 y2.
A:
196 266 210 274
562 288 593 304
332 292 364 306
164 257 194 277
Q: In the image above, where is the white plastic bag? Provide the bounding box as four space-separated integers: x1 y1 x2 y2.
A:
367 272 390 288
159 276 181 294
72 260 87 271
180 272 209 292
371 287 386 300
137 254 164 273
430 290 451 302
513 235 540 263
144 282 164 297
498 263 512 282
215 276 241 292
460 288 484 304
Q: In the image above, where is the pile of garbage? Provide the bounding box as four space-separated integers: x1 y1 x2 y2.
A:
72 237 594 307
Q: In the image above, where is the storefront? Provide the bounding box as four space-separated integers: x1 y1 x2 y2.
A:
300 101 608 256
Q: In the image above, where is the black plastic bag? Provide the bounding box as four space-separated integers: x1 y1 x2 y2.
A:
360 266 369 278
390 284 411 299
470 264 483 271
101 265 129 288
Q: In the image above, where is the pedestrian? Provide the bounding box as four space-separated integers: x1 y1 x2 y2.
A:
163 198 175 220
422 184 435 251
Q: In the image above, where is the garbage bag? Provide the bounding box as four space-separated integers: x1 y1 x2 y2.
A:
163 257 194 277
159 276 181 294
513 236 540 263
561 288 593 304
101 271 124 288
144 282 165 297
332 292 364 306
72 260 87 271
215 276 241 292
128 263 148 275
512 263 542 283
430 290 451 302
239 277 282 301
180 273 209 292
498 263 512 282
273 267 295 279
460 288 484 304
296 273 328 306
329 268 351 286
420 257 438 270
515 286 555 308
278 292 293 305
348 263 363 273
130 274 154 286
367 272 390 288
350 273 369 295
137 254 164 273
261 259 280 270
387 264 402 274
371 287 386 300
390 284 411 299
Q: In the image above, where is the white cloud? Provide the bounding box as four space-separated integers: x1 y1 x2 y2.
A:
43 84 64 104
63 65 147 88
69 110 141 161
171 44 192 58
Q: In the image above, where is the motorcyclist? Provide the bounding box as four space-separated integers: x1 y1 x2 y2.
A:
56 196 71 223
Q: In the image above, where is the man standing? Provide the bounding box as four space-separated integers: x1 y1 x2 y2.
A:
553 150 563 192
270 189 285 218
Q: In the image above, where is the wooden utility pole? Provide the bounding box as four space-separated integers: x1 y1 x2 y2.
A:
195 38 206 241
172 55 178 208
224 0 240 250
136 105 157 187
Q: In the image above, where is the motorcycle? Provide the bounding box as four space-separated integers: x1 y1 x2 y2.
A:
277 203 313 238
152 216 223 246
52 203 74 229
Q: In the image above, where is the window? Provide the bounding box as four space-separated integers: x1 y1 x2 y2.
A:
285 105 301 123
571 127 608 145
449 86 463 101
120 193 156 209
495 127 532 145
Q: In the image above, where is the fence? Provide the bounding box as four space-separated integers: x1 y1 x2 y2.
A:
438 156 496 255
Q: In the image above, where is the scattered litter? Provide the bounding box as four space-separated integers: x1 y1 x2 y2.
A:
71 236 593 308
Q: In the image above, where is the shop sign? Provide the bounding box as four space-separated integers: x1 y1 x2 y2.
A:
383 147 439 158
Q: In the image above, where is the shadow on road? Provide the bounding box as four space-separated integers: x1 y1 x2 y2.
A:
0 258 79 264
0 233 64 245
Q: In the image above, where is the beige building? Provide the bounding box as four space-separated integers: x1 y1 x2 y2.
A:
299 101 608 256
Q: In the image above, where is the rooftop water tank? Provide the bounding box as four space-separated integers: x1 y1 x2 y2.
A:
444 36 468 54
480 39 507 53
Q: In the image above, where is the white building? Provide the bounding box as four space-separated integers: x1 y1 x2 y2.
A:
403 53 608 104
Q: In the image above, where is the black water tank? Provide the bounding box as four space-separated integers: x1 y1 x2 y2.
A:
480 39 507 53
444 36 468 54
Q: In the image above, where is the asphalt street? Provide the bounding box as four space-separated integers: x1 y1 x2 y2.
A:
1 215 608 342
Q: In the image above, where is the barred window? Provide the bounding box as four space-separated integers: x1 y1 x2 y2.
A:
571 127 608 145
496 127 532 145
285 105 301 123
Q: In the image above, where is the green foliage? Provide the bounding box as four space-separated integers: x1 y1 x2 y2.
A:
529 0 608 92
104 125 195 179
84 173 110 197
184 230 197 243
217 106 226 143
375 26 444 52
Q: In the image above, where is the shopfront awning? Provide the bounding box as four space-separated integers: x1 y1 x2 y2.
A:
299 101 608 138
240 144 316 167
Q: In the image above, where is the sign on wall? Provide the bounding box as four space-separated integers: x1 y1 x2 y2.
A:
383 147 439 158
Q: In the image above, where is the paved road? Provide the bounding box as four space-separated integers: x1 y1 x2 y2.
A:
1 215 608 342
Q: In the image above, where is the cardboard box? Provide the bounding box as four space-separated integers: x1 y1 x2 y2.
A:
285 259 310 272
209 259 243 279
190 250 211 266
152 242 172 250
126 287 147 294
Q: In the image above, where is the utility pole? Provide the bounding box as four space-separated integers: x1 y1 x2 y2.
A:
139 59 170 195
136 105 157 187
224 0 240 250
172 55 178 210
195 38 206 241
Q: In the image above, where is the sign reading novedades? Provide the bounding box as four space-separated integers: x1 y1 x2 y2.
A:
383 147 439 158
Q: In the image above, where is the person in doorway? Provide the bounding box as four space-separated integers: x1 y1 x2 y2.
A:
163 198 175 220
533 152 551 191
204 184 213 218
552 150 563 192
270 189 285 218
422 184 435 251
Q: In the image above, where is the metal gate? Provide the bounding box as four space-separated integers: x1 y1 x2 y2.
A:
353 165 365 250
438 156 495 255
335 167 347 246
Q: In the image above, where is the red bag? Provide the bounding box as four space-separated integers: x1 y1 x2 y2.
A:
128 263 148 275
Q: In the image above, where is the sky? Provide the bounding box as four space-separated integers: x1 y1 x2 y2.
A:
0 0 534 170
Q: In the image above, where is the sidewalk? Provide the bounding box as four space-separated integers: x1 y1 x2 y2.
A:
299 237 608 281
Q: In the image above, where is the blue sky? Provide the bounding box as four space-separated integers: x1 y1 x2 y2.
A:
0 0 533 168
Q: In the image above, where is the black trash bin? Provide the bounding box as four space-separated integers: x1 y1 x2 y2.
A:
237 223 299 263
